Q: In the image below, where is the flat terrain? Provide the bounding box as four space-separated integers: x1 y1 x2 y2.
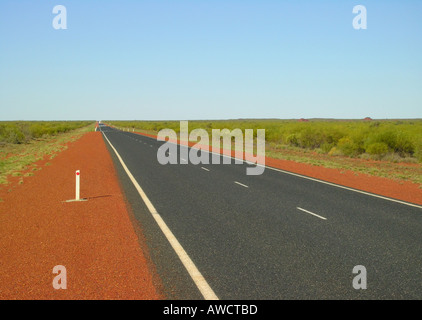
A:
1 123 421 300
101 124 422 299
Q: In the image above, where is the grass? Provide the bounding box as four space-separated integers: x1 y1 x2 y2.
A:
106 119 422 186
0 122 95 185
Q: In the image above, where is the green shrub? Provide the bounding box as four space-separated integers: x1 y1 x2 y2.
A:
321 142 335 153
297 128 324 149
285 133 299 147
337 137 362 157
415 141 422 163
365 142 389 156
6 127 26 144
394 132 414 156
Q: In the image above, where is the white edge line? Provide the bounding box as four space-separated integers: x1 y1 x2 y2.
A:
102 131 219 300
110 126 422 210
270 167 422 209
297 207 327 220
234 181 249 188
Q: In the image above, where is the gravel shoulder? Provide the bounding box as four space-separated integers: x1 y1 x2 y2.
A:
0 131 163 299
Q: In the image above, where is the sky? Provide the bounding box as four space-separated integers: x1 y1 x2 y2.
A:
0 0 421 121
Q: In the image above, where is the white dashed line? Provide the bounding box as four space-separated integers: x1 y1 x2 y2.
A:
297 207 327 220
201 167 210 172
234 181 249 188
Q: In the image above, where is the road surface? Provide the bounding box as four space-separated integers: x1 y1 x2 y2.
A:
99 124 422 299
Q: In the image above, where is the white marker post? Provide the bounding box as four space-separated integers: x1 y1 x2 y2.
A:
65 170 87 202
75 170 80 200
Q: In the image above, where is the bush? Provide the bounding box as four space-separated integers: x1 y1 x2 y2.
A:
415 141 422 163
364 130 414 157
337 137 362 157
365 142 389 156
297 128 325 149
6 127 26 144
394 132 414 156
285 133 299 147
321 142 335 153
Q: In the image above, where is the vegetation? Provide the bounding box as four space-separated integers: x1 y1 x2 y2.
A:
0 121 92 144
0 121 95 185
106 119 422 163
106 119 422 186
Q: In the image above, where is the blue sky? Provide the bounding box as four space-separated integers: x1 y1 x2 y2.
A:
0 0 421 120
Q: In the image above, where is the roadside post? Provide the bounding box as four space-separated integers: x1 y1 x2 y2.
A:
64 170 87 202
75 170 80 200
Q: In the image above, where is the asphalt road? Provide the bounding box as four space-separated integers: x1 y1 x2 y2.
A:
99 124 422 299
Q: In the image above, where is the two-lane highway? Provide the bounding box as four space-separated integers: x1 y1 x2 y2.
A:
99 124 422 299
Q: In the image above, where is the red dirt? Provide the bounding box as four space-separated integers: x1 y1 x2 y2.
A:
134 130 422 206
0 132 163 299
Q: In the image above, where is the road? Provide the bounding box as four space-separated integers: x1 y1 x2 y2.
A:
99 124 422 299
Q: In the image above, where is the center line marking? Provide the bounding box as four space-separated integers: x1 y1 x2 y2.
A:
297 207 327 220
201 167 210 172
234 181 249 188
